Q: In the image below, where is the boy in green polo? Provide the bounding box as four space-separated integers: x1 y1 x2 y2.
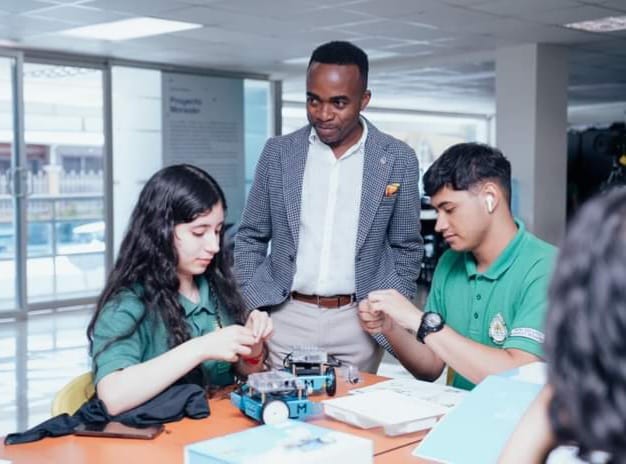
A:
358 143 556 390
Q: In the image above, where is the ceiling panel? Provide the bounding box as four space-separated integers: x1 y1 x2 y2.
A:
87 0 193 16
338 18 455 41
292 0 368 6
346 0 443 18
119 34 218 52
204 0 317 19
174 0 223 4
170 27 317 64
171 25 269 44
402 6 504 34
0 0 621 116
269 28 363 44
23 33 122 54
427 35 510 50
350 36 421 49
285 8 379 29
165 6 306 34
598 0 626 12
469 0 581 17
440 0 495 5
524 4 625 25
0 0 55 15
25 4 131 26
0 14 76 37
373 42 435 56
38 0 98 4
483 20 606 44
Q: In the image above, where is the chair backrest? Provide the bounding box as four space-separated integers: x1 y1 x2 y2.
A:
51 372 95 416
446 366 456 386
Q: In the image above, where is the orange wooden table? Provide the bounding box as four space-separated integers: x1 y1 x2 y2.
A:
374 442 437 463
0 373 429 463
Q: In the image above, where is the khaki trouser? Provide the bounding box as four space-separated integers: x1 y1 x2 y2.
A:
266 298 383 374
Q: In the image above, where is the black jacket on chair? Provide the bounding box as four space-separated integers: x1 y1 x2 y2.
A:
4 383 210 445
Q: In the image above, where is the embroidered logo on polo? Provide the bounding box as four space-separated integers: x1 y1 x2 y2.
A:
510 327 545 343
214 360 232 375
488 312 508 345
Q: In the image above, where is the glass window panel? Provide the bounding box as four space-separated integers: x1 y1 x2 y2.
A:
0 57 16 312
0 199 13 259
27 199 53 221
54 254 104 299
244 80 272 198
56 220 104 255
24 63 105 304
26 222 52 257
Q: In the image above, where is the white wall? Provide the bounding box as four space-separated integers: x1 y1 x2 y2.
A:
111 66 163 257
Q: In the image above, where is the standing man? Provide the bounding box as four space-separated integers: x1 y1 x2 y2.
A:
359 143 556 388
234 41 423 373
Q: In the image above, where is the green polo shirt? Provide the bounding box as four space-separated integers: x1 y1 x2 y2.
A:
425 220 556 391
91 275 234 387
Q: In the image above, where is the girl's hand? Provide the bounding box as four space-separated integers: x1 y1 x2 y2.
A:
199 325 256 362
245 309 274 343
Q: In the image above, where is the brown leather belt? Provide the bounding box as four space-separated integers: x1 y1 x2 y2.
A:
291 291 356 309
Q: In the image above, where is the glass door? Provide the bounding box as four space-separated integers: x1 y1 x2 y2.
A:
0 52 25 314
22 63 106 307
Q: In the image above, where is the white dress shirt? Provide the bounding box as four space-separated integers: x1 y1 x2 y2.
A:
291 120 367 295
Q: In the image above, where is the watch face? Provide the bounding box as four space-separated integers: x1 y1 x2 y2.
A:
424 312 443 328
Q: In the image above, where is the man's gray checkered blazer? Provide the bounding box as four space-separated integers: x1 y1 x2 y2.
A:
234 119 424 352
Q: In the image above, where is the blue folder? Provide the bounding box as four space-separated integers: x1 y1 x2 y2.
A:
413 375 542 464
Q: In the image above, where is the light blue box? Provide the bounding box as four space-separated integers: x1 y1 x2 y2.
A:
184 420 373 464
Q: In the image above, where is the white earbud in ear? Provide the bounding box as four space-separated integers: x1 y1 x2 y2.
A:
486 195 494 213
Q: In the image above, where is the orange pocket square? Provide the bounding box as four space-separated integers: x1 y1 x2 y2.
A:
385 183 400 197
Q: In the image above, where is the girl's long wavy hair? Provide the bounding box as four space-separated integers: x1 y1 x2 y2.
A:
87 164 246 363
545 187 626 462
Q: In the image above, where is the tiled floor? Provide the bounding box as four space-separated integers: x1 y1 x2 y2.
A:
0 296 434 437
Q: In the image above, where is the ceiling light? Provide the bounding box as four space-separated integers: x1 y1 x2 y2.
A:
565 15 626 32
0 39 19 47
59 17 202 41
282 56 311 65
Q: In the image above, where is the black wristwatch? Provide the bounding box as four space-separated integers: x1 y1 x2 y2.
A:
417 312 445 343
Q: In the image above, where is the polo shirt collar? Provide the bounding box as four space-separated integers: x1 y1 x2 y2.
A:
464 219 527 280
179 275 213 316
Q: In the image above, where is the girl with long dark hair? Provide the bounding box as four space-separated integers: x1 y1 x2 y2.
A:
500 187 626 463
87 164 272 415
